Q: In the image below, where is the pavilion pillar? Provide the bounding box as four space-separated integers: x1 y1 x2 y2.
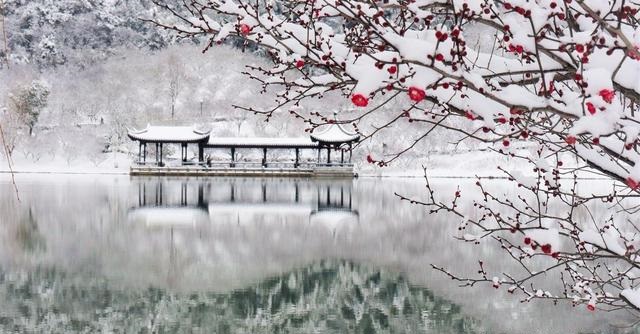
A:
155 143 159 165
327 147 331 164
138 142 142 164
295 148 300 168
160 143 163 166
348 143 353 163
182 143 187 163
198 143 204 165
231 147 236 167
317 147 321 164
341 148 344 165
143 143 147 164
262 148 267 167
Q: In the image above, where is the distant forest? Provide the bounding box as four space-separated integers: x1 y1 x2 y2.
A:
1 0 178 69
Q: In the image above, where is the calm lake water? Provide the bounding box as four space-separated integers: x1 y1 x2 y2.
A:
0 175 637 333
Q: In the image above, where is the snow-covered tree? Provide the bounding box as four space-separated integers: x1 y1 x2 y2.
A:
150 0 640 314
8 79 49 135
0 0 174 68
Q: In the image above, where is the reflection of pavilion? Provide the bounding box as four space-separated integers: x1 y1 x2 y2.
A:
128 179 358 226
128 181 210 227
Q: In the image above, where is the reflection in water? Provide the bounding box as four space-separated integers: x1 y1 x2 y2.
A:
0 261 483 333
0 176 637 333
127 178 359 228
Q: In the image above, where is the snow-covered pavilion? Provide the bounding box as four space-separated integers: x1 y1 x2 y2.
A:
128 125 210 166
310 122 360 165
127 121 360 171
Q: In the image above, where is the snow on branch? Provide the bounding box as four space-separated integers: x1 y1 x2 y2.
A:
149 0 640 314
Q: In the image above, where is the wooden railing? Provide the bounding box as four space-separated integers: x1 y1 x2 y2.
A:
133 160 354 169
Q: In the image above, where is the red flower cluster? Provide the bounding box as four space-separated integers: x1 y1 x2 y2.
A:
598 89 615 103
464 111 475 120
366 154 375 163
239 24 251 35
435 31 448 42
508 44 524 54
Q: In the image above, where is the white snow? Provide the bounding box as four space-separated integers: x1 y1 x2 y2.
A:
128 125 210 142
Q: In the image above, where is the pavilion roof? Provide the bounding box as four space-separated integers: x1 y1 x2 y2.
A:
128 125 210 143
310 122 360 144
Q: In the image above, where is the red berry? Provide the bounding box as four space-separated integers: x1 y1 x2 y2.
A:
351 93 368 107
502 139 510 147
295 59 305 68
524 237 531 245
435 53 444 61
626 177 639 190
565 136 577 145
541 244 552 254
387 65 397 74
575 44 585 53
587 304 596 312
586 102 596 115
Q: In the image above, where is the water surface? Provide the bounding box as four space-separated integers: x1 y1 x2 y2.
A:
0 176 636 333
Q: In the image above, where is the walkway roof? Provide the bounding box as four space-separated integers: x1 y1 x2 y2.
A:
207 137 318 149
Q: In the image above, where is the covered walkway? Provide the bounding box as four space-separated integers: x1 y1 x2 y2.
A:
127 121 360 177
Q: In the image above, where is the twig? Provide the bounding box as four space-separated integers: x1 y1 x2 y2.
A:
0 122 19 201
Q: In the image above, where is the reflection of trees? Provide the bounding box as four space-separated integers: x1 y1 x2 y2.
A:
15 208 45 253
0 261 485 333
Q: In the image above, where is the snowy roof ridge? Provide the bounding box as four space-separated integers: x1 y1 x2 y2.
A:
128 124 211 143
310 113 360 144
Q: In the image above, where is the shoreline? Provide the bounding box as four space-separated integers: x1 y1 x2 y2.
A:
0 169 611 180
